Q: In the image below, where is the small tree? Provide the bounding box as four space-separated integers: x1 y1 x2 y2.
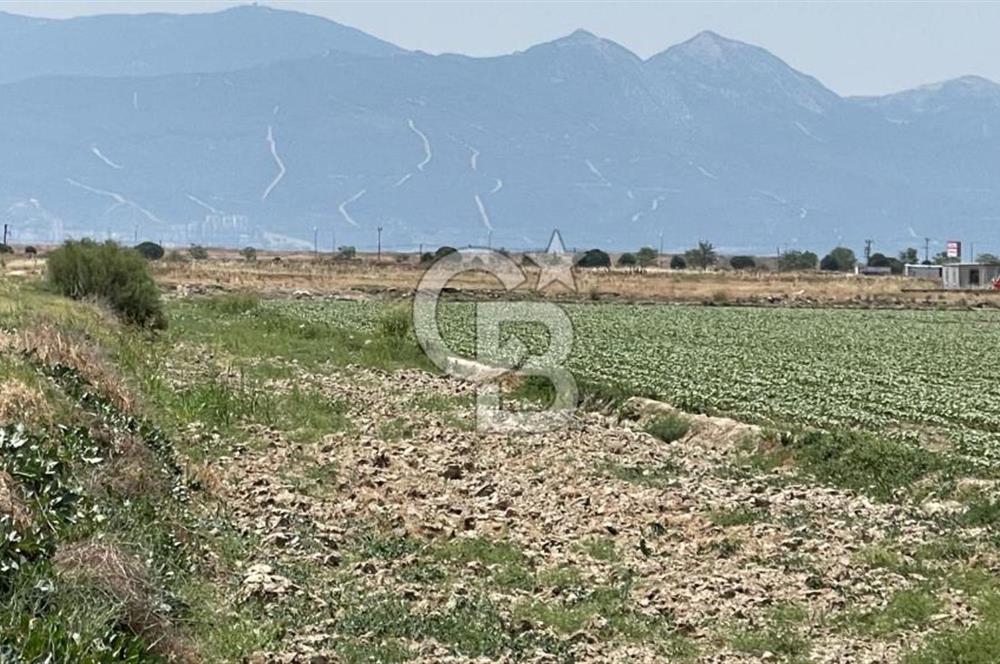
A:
868 252 891 268
337 245 357 260
239 246 258 262
617 252 637 267
0 244 12 255
636 246 658 267
188 245 209 260
976 253 1000 265
669 255 687 270
729 255 756 270
576 249 611 269
820 246 856 271
899 247 919 264
684 241 717 270
778 250 818 271
134 241 165 261
419 252 435 265
24 246 37 257
434 246 457 260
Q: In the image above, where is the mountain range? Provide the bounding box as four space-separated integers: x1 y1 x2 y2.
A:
1 4 998 253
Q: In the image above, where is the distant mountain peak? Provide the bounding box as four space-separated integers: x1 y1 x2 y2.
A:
665 30 753 64
523 29 641 64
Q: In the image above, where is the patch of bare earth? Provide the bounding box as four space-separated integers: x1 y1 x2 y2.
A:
208 368 973 662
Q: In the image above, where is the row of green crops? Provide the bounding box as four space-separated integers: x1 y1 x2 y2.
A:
265 300 1000 463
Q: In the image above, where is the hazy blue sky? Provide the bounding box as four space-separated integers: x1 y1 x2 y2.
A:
2 1 997 95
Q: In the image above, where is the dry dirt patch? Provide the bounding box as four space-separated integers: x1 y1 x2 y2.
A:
202 367 970 662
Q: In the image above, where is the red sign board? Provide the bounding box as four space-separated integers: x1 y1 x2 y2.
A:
946 240 962 259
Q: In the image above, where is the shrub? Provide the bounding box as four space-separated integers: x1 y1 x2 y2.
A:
730 255 756 270
46 239 166 328
337 245 357 260
617 252 637 267
868 252 891 268
685 241 717 269
636 246 658 267
577 249 610 269
377 304 412 345
778 250 818 271
0 243 12 254
420 252 436 265
645 413 691 443
821 246 856 271
133 242 164 261
239 246 257 262
669 255 687 270
188 245 208 260
24 246 37 257
434 246 457 260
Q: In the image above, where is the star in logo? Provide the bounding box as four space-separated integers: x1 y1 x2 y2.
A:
527 229 576 293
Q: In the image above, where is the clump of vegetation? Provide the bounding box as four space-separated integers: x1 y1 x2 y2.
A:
239 246 257 262
133 241 164 261
577 249 611 268
778 249 818 271
729 255 756 270
753 429 952 502
46 239 166 328
636 246 658 267
24 246 38 258
820 246 856 271
188 244 209 260
0 244 12 255
617 252 637 267
684 241 717 269
644 412 691 443
669 254 687 269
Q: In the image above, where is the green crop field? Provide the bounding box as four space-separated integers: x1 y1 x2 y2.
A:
270 300 1000 463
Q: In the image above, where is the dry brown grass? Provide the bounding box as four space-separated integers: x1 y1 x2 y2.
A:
150 256 999 308
14 321 133 411
89 434 170 499
0 379 52 425
53 541 195 662
0 470 30 529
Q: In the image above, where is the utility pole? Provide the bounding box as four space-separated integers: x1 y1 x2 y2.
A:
377 226 383 262
924 237 931 263
658 231 664 261
2 223 7 246
313 227 318 257
488 230 493 250
864 239 873 263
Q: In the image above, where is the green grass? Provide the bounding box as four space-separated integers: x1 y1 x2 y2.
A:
578 536 618 562
708 506 768 527
907 590 1000 663
848 588 939 637
602 461 681 488
748 429 959 502
644 413 691 443
728 625 809 661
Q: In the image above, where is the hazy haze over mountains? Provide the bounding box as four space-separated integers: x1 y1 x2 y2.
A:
1 4 997 253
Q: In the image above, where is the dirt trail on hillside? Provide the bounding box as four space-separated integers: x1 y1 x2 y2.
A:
207 368 972 663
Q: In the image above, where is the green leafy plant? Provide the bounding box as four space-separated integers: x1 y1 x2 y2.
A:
46 239 166 328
